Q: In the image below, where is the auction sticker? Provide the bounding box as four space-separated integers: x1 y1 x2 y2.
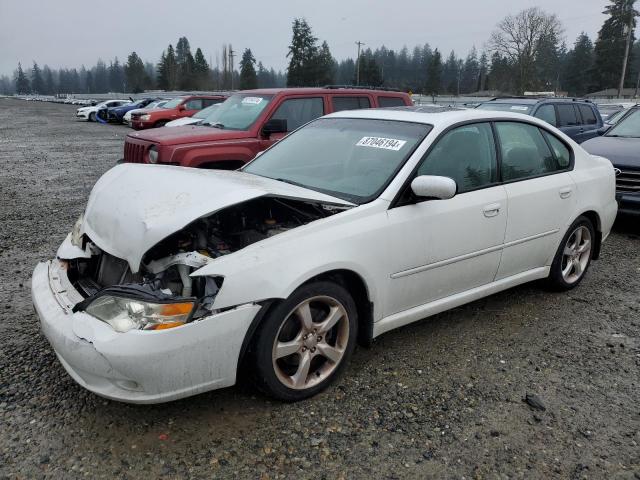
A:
242 97 263 105
356 136 407 151
510 106 529 111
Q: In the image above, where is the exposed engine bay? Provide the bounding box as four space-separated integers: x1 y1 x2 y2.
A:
66 196 344 321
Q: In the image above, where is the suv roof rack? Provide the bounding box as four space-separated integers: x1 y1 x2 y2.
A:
323 85 403 92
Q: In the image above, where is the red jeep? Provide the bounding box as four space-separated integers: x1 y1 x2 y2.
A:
130 94 228 130
123 87 412 168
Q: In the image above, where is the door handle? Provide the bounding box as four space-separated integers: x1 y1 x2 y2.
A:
559 187 573 199
483 203 501 217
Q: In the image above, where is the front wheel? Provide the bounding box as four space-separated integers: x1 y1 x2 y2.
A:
88 112 96 122
253 281 358 401
546 216 595 291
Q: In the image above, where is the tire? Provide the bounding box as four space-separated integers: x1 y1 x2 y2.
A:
252 281 358 401
88 112 96 122
546 216 595 291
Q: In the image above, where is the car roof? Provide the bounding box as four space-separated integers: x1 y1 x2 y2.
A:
236 87 407 96
326 106 550 127
484 97 593 105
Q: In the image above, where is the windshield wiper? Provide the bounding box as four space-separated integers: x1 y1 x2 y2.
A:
274 177 307 188
204 122 224 129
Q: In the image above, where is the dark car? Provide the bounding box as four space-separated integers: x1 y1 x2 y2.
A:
582 107 640 216
98 98 162 124
477 97 603 143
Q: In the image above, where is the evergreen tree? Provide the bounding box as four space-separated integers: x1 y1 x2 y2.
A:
425 49 442 95
15 63 30 94
477 52 489 92
565 33 595 96
108 58 125 92
535 31 562 91
193 48 210 90
85 70 94 93
31 62 45 94
593 0 639 89
286 18 319 86
157 45 178 90
239 48 258 89
175 37 195 89
460 47 480 93
125 51 147 93
313 41 335 85
442 51 460 94
93 60 109 93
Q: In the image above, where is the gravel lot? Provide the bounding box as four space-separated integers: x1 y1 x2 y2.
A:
0 98 639 479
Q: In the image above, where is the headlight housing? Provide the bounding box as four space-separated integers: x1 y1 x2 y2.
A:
85 295 195 333
70 214 84 247
140 114 150 121
148 145 159 164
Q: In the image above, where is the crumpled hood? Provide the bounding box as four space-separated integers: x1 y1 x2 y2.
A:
582 136 640 170
82 164 353 272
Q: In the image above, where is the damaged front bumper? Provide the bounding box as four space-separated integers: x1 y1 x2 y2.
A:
32 260 261 404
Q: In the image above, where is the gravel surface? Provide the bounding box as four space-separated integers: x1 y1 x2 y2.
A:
1 98 639 479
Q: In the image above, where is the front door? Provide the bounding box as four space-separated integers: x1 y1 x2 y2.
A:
259 97 325 151
385 122 507 316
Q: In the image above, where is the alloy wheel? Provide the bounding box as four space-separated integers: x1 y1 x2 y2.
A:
561 225 592 284
271 296 350 390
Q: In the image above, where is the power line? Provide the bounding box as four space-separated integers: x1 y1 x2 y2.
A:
355 41 365 85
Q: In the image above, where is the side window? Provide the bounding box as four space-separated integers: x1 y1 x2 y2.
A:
270 97 324 132
578 105 597 125
534 104 557 127
378 96 406 108
203 98 224 107
495 122 559 181
416 122 497 193
557 104 579 127
184 99 204 110
332 96 371 112
542 131 572 168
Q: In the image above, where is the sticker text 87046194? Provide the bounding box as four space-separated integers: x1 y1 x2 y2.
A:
356 136 407 151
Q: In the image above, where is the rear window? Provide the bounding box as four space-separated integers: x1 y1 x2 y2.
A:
578 105 597 125
378 96 406 108
332 96 371 112
557 105 579 127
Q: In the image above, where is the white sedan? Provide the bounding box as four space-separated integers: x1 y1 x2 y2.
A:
32 107 617 403
76 99 131 122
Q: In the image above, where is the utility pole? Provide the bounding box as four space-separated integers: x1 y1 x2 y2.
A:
229 47 236 90
617 1 634 98
355 41 365 86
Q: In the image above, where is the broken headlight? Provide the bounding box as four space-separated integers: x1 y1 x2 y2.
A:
85 295 195 333
70 214 84 247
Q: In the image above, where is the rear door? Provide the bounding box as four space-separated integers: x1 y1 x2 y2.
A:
494 121 577 279
575 104 601 142
556 104 582 141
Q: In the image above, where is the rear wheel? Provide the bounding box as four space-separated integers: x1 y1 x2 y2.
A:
547 216 595 290
253 281 357 401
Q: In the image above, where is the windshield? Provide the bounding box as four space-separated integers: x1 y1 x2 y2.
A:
193 104 220 119
200 94 272 130
606 108 629 125
477 103 532 114
162 97 183 109
244 118 431 204
606 109 640 138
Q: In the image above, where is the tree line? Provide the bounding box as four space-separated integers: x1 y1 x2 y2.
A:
4 0 639 97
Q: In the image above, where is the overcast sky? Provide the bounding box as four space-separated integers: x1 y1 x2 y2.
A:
0 0 610 76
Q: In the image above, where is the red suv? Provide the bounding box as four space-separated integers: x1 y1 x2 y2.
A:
130 94 228 130
123 87 412 168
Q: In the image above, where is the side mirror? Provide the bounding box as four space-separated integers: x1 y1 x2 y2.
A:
262 118 288 136
410 175 457 200
178 104 186 111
